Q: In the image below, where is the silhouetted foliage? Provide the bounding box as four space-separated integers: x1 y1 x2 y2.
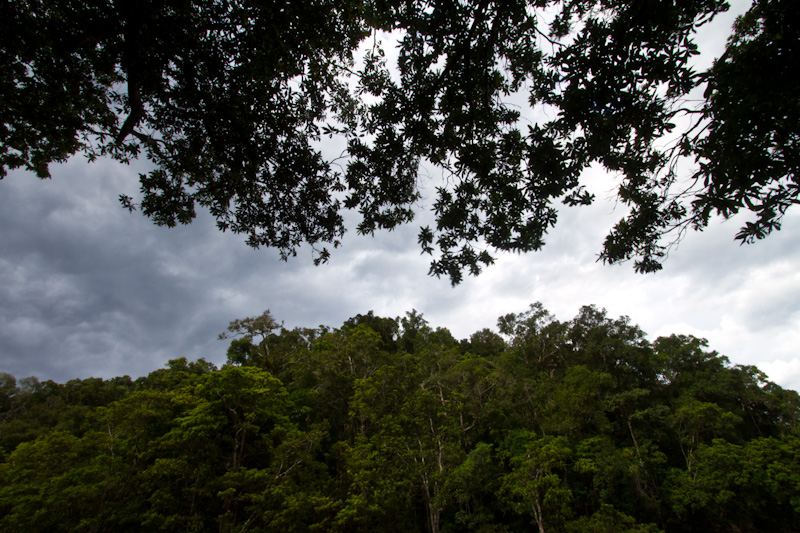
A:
3 1 797 283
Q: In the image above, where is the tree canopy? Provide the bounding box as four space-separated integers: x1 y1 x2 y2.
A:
2 304 799 531
1 0 797 283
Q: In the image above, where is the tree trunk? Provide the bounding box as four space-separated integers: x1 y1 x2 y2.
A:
533 494 546 533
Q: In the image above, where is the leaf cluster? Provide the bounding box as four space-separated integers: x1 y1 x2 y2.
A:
2 1 797 283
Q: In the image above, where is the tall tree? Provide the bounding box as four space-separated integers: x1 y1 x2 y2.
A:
2 0 796 283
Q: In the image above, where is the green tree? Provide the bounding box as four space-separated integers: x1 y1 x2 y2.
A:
219 309 290 372
499 433 573 533
3 0 797 283
460 328 506 359
565 503 661 533
0 430 133 532
499 302 570 376
136 357 217 390
662 436 800 531
344 311 400 353
542 365 612 438
0 373 16 418
444 442 501 530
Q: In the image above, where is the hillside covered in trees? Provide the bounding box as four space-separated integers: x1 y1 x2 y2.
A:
1 304 799 532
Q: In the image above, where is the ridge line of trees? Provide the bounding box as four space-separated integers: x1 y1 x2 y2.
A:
2 303 799 531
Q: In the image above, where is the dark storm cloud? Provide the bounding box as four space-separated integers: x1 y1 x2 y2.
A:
3 153 800 393
0 158 261 380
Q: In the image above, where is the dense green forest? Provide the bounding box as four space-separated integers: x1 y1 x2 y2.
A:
2 304 799 532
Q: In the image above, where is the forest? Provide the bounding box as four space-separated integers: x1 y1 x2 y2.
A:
1 304 798 532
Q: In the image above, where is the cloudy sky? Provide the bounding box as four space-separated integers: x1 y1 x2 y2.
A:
3 1 799 391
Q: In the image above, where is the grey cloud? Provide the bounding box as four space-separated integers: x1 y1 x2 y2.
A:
2 152 800 394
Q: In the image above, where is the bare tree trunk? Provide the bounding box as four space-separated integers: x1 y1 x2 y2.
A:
533 495 546 533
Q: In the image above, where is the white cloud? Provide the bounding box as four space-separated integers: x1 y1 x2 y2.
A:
759 358 800 393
